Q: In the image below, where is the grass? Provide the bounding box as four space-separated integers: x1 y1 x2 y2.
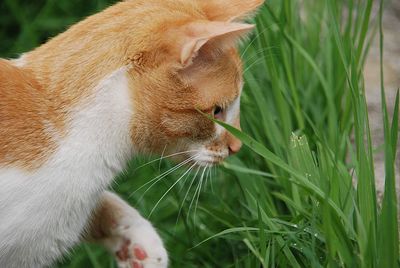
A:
1 0 399 267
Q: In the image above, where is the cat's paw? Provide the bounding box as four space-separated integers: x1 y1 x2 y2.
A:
104 220 168 268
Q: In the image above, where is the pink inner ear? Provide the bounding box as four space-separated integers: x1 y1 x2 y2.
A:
181 39 209 66
180 22 254 66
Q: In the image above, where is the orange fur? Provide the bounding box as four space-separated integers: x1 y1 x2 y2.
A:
0 60 61 169
0 0 264 169
197 0 264 21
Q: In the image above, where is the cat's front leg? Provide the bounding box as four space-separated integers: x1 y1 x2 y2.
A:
87 192 168 268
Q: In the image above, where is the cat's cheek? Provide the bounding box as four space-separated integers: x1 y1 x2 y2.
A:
159 113 214 141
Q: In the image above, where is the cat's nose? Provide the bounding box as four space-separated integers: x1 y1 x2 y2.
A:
228 138 242 155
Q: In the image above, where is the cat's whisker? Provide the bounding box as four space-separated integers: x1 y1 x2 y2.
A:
148 162 197 218
187 165 207 222
177 162 198 194
205 164 212 191
204 167 209 190
158 144 168 172
133 150 200 172
241 24 277 58
211 165 216 193
209 165 213 190
193 164 208 221
244 51 279 74
175 165 201 229
243 58 268 74
130 154 197 199
138 155 198 198
244 47 278 65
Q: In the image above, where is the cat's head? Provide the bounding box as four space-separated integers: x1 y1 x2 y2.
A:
128 0 264 166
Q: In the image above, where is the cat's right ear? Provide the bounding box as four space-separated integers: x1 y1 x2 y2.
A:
197 0 265 22
176 21 254 67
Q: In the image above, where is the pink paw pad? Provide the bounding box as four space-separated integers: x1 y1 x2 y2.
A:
133 245 148 260
116 240 148 267
131 245 147 268
116 239 131 261
132 260 143 268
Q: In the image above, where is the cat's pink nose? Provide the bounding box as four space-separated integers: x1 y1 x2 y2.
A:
228 138 242 155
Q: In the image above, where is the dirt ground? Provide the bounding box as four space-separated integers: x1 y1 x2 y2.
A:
364 1 400 204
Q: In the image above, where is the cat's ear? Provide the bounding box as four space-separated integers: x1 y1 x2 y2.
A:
197 0 264 22
179 21 254 66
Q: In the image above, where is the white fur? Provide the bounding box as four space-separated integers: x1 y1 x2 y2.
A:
225 95 241 125
0 67 134 267
11 54 27 67
215 87 242 136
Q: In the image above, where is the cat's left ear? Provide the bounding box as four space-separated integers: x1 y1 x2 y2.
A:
178 21 254 66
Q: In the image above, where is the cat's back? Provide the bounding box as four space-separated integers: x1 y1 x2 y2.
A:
0 59 56 169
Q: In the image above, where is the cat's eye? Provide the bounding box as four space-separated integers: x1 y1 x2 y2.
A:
213 105 224 119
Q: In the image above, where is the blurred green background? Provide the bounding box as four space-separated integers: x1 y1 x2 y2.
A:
0 0 118 58
1 0 399 267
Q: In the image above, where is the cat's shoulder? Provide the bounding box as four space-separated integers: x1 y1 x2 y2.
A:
0 59 55 170
0 59 42 98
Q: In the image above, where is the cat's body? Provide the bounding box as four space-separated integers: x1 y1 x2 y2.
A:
0 0 263 267
0 62 133 266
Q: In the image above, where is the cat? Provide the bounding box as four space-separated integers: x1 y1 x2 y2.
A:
0 0 264 267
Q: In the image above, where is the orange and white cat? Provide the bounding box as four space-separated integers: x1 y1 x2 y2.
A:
0 0 263 267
